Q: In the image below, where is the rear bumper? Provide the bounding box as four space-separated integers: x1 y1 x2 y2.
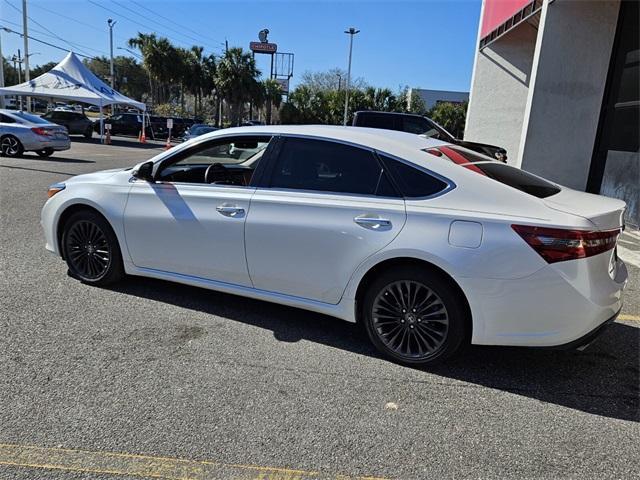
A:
544 308 620 350
461 250 628 347
22 135 70 151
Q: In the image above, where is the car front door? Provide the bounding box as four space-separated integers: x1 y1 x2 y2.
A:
123 135 272 286
244 136 407 304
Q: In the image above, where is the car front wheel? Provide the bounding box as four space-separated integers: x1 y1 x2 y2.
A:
62 210 125 286
0 135 24 157
362 266 467 366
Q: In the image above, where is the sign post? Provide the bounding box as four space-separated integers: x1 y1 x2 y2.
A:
165 118 173 150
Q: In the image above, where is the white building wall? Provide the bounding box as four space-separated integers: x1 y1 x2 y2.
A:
519 0 620 190
464 22 538 166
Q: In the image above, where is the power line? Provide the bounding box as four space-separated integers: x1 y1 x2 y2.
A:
0 17 105 58
112 0 207 47
129 0 223 46
28 1 131 47
87 0 223 53
3 0 98 58
0 25 96 59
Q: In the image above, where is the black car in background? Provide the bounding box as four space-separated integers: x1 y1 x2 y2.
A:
41 110 94 138
352 110 507 162
95 112 144 137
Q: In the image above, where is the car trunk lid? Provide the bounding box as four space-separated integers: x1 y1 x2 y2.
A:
544 188 626 230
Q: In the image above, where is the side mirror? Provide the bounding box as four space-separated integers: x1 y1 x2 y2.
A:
133 161 154 181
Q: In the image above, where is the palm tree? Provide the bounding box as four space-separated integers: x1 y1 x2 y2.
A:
215 47 261 126
263 79 283 125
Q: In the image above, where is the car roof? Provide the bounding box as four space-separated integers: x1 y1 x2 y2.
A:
209 125 447 152
355 110 425 119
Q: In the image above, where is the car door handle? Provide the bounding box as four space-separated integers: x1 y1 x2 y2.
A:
354 215 392 230
216 205 245 217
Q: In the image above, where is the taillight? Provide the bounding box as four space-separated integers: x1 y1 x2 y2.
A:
511 225 620 263
32 127 53 136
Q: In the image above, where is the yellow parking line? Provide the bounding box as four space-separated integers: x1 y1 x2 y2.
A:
0 443 387 480
618 314 640 322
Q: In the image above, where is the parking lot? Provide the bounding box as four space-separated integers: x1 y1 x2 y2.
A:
1 137 639 479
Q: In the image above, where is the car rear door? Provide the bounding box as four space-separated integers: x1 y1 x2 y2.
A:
244 136 407 304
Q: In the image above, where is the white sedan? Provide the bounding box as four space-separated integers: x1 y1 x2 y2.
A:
41 126 628 365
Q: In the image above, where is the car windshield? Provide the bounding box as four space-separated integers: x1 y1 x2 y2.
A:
12 111 51 124
420 119 455 141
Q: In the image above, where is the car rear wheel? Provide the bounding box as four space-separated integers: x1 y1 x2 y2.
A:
0 135 24 157
362 266 467 366
36 148 54 157
62 210 125 286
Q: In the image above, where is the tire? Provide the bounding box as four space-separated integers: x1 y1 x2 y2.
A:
84 127 93 139
0 135 24 157
362 265 468 366
61 210 125 286
36 148 54 157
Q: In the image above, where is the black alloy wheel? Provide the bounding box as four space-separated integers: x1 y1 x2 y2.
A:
0 135 24 157
62 211 124 285
363 266 467 366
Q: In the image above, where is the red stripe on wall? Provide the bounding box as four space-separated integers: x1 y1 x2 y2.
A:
480 0 533 38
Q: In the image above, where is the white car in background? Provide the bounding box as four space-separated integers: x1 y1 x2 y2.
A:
41 126 628 365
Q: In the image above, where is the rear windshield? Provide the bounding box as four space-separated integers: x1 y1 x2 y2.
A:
435 145 561 199
13 111 51 124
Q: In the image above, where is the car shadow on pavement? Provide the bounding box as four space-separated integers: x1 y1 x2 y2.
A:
73 137 167 149
16 153 96 163
108 276 640 423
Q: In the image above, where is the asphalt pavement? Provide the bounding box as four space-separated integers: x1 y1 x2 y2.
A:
1 136 638 480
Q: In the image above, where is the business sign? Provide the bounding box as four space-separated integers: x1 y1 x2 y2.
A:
250 41 277 54
275 78 289 94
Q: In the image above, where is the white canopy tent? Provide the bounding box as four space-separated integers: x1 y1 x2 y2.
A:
0 52 146 141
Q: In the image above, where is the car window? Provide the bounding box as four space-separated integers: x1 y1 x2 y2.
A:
379 154 449 198
269 137 397 197
11 111 51 124
402 116 432 135
357 113 393 129
172 137 270 167
0 114 16 123
438 146 561 198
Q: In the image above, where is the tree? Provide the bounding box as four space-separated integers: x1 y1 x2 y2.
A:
262 79 283 125
215 47 261 126
300 67 367 92
428 101 468 138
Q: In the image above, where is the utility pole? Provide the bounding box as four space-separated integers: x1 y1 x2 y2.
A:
14 50 23 110
0 29 5 108
337 73 342 91
343 27 359 126
22 0 31 111
107 19 116 88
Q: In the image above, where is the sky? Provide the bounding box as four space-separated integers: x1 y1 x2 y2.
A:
1 0 482 92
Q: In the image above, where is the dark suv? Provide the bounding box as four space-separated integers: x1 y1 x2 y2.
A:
352 110 507 162
41 110 94 138
96 113 145 137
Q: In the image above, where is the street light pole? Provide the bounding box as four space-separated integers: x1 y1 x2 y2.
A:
107 19 116 88
342 27 359 126
22 0 31 111
0 29 5 108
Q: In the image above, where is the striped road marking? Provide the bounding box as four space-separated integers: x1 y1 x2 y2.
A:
618 314 640 323
0 443 388 480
